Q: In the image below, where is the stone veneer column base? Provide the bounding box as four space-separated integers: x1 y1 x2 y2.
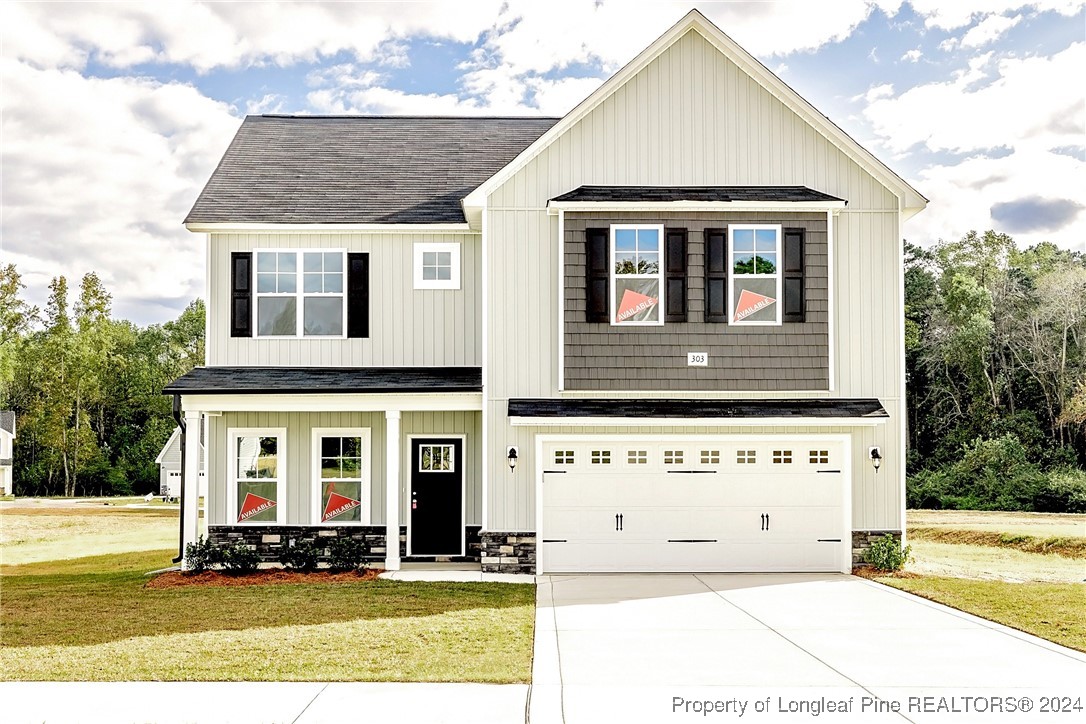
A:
479 531 536 574
851 530 902 568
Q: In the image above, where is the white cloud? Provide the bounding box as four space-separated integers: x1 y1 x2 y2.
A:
901 48 923 62
906 0 1082 30
246 93 286 115
960 13 1023 48
863 42 1084 154
0 59 240 323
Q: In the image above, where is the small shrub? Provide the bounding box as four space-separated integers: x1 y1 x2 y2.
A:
183 535 220 574
328 536 370 571
864 533 911 572
219 542 260 574
279 539 321 571
1033 468 1086 513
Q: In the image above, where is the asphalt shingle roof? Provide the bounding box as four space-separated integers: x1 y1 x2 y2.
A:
549 185 846 204
185 115 558 224
508 398 887 419
164 367 482 395
0 411 14 435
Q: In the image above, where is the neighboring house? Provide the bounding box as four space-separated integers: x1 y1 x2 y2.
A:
166 10 925 574
155 422 208 499
0 411 14 496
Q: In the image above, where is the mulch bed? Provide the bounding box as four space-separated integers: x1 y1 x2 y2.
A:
852 567 919 580
146 567 384 589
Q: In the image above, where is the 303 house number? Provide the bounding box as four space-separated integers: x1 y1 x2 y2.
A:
687 352 708 367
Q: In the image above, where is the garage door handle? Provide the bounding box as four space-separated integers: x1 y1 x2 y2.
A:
615 513 624 531
817 539 841 543
761 513 770 531
543 470 567 474
668 539 718 543
817 469 841 474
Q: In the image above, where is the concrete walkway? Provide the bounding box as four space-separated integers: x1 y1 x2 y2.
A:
530 573 1086 723
0 682 529 724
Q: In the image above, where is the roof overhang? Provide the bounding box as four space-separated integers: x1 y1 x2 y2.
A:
180 393 482 414
463 9 926 219
508 398 889 427
185 222 474 234
547 200 847 215
164 366 483 396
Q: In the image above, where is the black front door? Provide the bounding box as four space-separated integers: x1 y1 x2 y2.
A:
410 438 463 555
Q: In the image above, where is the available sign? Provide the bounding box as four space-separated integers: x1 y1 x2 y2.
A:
323 491 361 522
237 492 276 522
616 289 658 323
733 289 776 322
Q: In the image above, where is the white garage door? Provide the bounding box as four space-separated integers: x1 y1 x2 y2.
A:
540 438 849 573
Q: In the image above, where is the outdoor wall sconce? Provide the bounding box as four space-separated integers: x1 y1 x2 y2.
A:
507 446 519 471
869 446 882 473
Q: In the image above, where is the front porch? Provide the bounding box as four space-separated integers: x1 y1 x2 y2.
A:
164 366 484 571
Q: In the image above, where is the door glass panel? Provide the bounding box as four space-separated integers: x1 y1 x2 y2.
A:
420 444 455 472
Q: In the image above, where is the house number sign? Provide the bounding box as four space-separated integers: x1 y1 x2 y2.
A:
687 352 708 367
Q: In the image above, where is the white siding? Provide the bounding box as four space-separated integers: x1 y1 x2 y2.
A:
207 232 481 367
484 28 905 532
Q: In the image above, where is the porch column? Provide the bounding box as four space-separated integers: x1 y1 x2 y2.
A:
384 410 402 571
181 409 202 570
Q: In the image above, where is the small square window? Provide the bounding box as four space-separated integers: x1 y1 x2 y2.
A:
772 450 793 464
554 450 574 465
736 450 757 464
590 450 611 464
700 450 720 465
627 450 648 464
414 243 461 289
663 450 684 465
420 445 455 472
809 450 830 465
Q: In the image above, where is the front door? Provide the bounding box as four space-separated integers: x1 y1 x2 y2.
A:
409 438 464 556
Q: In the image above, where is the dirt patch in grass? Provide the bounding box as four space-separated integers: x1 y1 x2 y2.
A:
852 567 920 580
909 526 1086 558
148 568 383 588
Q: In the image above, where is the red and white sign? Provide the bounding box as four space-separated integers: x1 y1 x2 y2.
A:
238 492 276 522
323 491 361 522
733 289 776 322
616 289 658 323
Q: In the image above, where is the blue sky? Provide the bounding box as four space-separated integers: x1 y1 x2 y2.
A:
2 1 1083 324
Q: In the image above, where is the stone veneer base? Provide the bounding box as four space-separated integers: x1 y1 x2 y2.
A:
479 531 536 574
207 525 482 565
851 530 902 568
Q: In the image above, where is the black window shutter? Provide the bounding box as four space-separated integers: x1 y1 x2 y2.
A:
230 252 252 337
585 228 609 323
704 228 728 323
664 228 687 322
347 252 370 338
782 228 805 323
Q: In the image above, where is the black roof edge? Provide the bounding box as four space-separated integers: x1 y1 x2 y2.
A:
508 398 888 418
255 114 564 121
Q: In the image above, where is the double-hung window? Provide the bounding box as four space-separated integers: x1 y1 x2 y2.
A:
610 224 664 326
728 225 782 326
255 250 345 337
313 428 371 524
229 428 285 524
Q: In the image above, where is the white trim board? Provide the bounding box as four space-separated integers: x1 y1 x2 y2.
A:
463 9 925 217
510 416 887 427
186 222 475 234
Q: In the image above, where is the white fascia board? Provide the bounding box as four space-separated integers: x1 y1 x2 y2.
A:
180 392 483 413
463 9 926 216
547 200 847 214
185 222 474 234
510 416 888 427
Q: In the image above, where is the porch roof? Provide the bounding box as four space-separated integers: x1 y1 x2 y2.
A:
165 366 482 395
548 185 846 204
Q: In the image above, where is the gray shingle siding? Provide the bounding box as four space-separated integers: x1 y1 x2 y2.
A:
563 211 830 391
185 115 558 224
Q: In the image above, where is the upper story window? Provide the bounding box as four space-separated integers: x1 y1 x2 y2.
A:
414 242 461 290
728 225 782 326
255 250 345 337
611 225 664 326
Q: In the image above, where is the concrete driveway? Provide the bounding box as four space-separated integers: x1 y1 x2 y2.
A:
530 574 1086 723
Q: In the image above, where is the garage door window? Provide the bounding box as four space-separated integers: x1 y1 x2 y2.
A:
772 450 793 464
736 450 757 464
663 450 684 464
590 450 611 464
809 450 829 464
627 450 648 464
554 450 575 465
700 450 720 464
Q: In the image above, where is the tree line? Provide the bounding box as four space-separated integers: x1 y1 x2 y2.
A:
1 229 1084 508
0 264 203 497
904 232 1086 511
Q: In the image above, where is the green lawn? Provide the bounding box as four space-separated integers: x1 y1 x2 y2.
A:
0 507 178 565
872 574 1086 653
0 549 535 682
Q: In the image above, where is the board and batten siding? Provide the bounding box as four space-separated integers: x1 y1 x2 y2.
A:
206 232 481 367
483 27 905 533
207 411 481 527
564 211 828 391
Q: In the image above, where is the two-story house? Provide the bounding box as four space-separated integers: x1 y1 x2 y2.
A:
166 10 926 574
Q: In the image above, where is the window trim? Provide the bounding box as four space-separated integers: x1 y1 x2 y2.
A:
727 224 783 327
413 242 462 290
311 427 372 526
253 248 348 339
227 427 286 525
609 223 665 327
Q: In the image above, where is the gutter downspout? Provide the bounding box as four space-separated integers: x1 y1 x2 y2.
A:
172 394 186 564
